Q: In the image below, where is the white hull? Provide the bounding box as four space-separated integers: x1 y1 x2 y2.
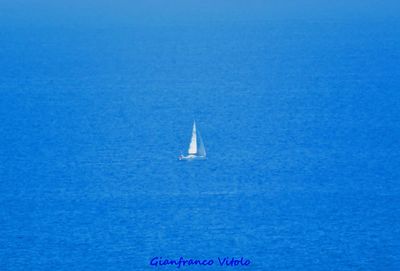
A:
178 154 206 161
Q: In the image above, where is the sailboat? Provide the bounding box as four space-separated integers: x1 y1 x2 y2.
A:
179 121 206 160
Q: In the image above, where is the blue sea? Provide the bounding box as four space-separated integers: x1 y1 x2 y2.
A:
0 20 399 270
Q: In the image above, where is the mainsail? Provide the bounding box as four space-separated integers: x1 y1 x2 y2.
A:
188 122 197 154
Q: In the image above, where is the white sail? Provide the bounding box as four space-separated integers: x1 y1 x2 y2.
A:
197 131 206 157
188 121 197 154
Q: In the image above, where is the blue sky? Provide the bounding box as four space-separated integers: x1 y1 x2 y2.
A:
1 0 399 27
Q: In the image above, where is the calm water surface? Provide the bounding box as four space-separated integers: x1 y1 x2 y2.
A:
0 21 399 270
